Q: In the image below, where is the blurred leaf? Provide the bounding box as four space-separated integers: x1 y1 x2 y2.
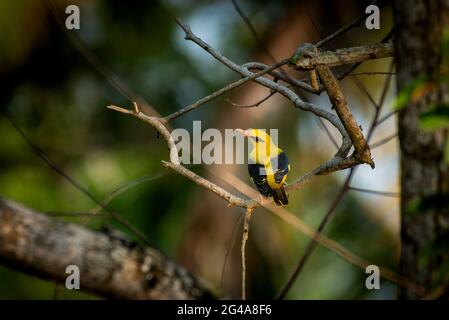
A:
393 76 430 110
406 193 449 217
431 232 449 254
418 232 449 285
432 259 449 286
445 138 449 164
441 28 449 70
419 104 449 131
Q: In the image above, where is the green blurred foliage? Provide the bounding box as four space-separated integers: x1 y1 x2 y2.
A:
419 105 449 131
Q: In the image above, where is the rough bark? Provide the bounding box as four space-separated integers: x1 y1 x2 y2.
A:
0 197 215 300
394 0 449 299
291 42 394 70
315 64 374 167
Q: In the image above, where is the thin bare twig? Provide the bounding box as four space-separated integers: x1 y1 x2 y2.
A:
220 213 244 290
231 0 276 63
46 0 161 118
90 172 168 214
241 208 254 300
243 62 318 93
314 116 339 150
349 72 396 76
162 161 254 208
226 91 275 108
371 133 398 149
367 62 396 143
349 186 400 198
377 110 399 127
351 76 378 109
314 0 386 48
43 211 106 217
162 59 288 122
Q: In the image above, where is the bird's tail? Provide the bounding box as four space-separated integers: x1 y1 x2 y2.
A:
272 186 288 206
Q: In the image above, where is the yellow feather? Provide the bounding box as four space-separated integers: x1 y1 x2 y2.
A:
246 129 285 190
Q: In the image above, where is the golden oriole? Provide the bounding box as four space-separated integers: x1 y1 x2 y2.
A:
237 129 290 206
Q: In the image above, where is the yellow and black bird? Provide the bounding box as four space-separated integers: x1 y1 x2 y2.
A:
237 129 290 206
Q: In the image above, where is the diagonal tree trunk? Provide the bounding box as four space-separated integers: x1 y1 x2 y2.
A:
394 0 449 299
0 197 215 300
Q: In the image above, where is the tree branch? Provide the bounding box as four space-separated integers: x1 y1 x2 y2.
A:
243 62 318 93
348 186 400 198
277 61 395 299
175 19 358 185
290 43 375 167
0 197 215 300
316 65 374 166
240 207 254 300
371 133 398 149
291 42 394 70
175 18 351 155
226 91 276 108
162 161 254 209
162 59 288 122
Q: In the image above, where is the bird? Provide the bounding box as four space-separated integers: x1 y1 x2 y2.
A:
237 129 290 206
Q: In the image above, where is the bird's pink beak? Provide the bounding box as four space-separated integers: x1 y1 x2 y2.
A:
236 128 251 136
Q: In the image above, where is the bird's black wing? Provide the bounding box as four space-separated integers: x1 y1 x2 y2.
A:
248 163 272 197
273 151 290 184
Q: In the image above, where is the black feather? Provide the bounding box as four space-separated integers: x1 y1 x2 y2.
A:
248 151 290 206
272 187 288 206
272 151 289 184
248 163 271 197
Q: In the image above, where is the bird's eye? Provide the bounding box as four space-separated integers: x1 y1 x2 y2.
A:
255 137 260 142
